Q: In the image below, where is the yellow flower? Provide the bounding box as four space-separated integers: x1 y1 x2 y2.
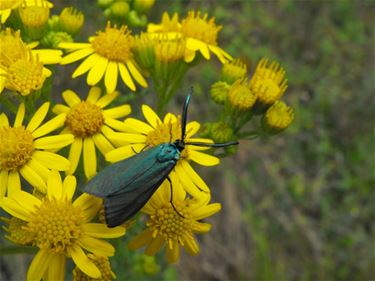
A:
148 11 232 63
59 22 148 93
128 182 221 263
249 58 288 105
1 171 126 280
228 79 257 110
18 0 50 28
59 7 84 35
105 105 219 197
73 254 116 281
0 103 73 198
0 28 62 95
52 87 131 179
222 58 247 84
264 100 294 131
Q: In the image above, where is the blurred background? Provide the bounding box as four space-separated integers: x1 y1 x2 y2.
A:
1 0 375 280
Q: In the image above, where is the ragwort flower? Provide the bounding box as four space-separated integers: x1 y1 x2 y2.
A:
0 102 73 198
52 87 131 179
60 22 148 93
1 171 126 280
0 0 52 24
73 254 116 281
128 181 221 263
105 105 219 197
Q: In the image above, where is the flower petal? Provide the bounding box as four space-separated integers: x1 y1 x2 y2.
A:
14 103 25 127
26 102 50 133
104 61 118 93
20 164 47 192
72 53 100 78
67 138 82 175
47 170 63 200
1 197 32 221
70 245 101 279
32 151 71 171
188 150 220 166
87 87 102 103
52 104 70 115
118 63 135 91
103 118 128 132
7 171 20 195
128 229 153 250
192 221 212 233
83 137 96 179
79 236 115 257
123 118 153 134
61 47 94 64
87 56 108 86
27 249 51 281
63 90 81 107
180 161 209 192
145 234 164 256
0 170 8 199
59 42 91 50
106 132 146 146
82 223 126 238
126 61 148 88
182 234 200 255
192 203 221 220
73 194 102 222
0 113 9 127
142 105 161 129
33 134 74 150
105 144 145 163
174 165 202 198
46 254 66 281
185 121 200 138
95 91 118 108
92 133 114 156
103 105 131 119
166 243 180 263
31 114 66 138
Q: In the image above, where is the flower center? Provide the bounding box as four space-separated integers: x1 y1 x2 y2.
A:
26 199 84 254
147 201 193 245
0 29 28 68
91 23 134 63
181 11 221 45
7 56 45 96
65 101 104 138
146 119 181 147
0 126 34 171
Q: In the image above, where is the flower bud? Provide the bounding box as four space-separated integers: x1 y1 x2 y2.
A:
18 2 49 39
110 1 129 18
210 81 230 105
59 7 84 35
264 100 294 132
228 79 256 110
133 0 155 14
222 58 247 84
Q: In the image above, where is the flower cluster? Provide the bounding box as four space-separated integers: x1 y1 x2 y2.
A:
0 2 295 280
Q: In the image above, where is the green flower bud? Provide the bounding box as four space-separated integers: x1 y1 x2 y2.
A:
133 0 155 14
210 81 230 105
41 31 72 48
110 1 130 18
210 122 234 144
59 7 84 35
97 0 115 8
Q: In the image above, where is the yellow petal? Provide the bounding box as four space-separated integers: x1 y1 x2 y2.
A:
46 254 65 281
105 145 145 163
14 103 25 127
83 137 96 179
123 118 153 134
126 61 148 88
27 249 51 281
33 134 74 150
31 114 66 138
118 63 135 91
1 197 32 221
26 102 50 133
47 170 63 200
72 53 100 78
103 105 131 119
192 203 221 220
142 105 161 129
166 243 180 263
11 190 41 211
79 236 115 257
174 165 201 198
180 161 209 192
32 151 71 171
20 164 47 192
24 158 49 181
95 91 118 108
92 133 114 155
145 234 164 256
33 49 63 64
184 48 196 63
62 175 76 201
59 42 91 50
105 132 146 146
69 245 101 279
103 118 128 132
104 61 118 93
52 104 70 115
182 234 200 255
128 229 153 250
61 47 94 64
185 121 200 138
7 171 20 195
87 87 101 103
0 170 8 199
192 221 212 233
82 223 126 238
209 45 233 63
188 150 220 166
0 113 9 127
87 56 108 86
73 194 102 222
63 89 81 107
67 138 82 175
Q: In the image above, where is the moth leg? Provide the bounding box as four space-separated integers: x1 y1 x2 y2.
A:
131 145 148 154
166 177 184 218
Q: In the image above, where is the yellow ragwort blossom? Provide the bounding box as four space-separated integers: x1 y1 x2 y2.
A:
1 171 125 280
59 22 148 93
222 58 247 84
128 182 221 263
0 0 52 23
228 79 257 110
0 103 73 198
52 87 131 179
249 58 288 105
265 100 294 131
73 254 116 281
105 105 219 198
0 28 62 95
148 11 232 63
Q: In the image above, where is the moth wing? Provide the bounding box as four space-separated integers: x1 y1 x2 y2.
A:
104 165 175 227
84 146 162 197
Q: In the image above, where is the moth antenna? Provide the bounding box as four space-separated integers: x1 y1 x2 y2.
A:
181 88 193 141
185 141 239 148
167 177 184 218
